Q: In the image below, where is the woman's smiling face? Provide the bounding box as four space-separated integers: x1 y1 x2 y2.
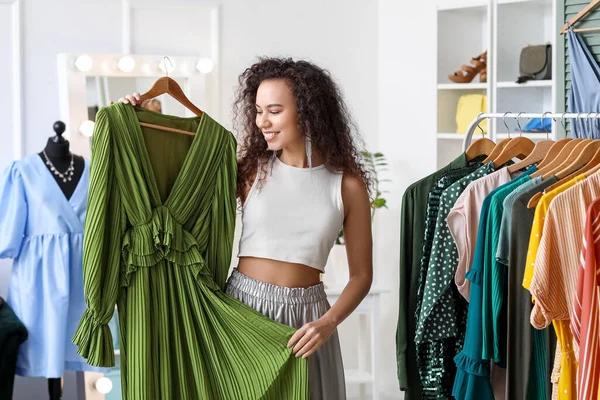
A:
255 78 303 151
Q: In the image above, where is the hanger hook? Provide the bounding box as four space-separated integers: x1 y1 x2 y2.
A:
476 112 486 138
503 111 511 138
560 112 567 135
542 111 551 140
162 56 173 78
516 112 525 136
595 112 600 135
588 112 595 138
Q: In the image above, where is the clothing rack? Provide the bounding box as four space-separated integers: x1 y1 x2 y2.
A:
462 112 600 151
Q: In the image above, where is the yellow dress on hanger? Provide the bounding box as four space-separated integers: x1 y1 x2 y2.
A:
523 175 585 400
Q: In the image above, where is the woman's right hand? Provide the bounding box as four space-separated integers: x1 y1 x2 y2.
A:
112 92 141 106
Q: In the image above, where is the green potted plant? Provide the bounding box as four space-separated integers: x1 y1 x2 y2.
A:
336 151 389 244
324 151 390 286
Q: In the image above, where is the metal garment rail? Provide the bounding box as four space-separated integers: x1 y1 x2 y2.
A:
462 112 600 151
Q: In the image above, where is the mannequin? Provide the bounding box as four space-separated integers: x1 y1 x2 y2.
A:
37 121 84 400
38 121 84 200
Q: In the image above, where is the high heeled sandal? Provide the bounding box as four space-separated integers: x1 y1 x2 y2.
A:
479 67 487 83
448 51 487 84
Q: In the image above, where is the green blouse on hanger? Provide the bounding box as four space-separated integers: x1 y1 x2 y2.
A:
72 103 308 400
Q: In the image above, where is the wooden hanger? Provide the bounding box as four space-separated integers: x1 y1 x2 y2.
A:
584 152 600 177
543 140 600 179
482 138 511 164
541 146 600 195
529 138 587 178
533 138 572 170
560 0 600 34
506 139 554 174
491 136 535 168
136 58 203 136
465 138 496 161
527 139 593 208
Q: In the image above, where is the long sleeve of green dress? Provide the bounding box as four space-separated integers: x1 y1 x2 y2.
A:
72 103 308 400
72 109 124 368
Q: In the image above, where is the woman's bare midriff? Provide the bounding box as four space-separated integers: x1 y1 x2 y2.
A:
237 256 322 288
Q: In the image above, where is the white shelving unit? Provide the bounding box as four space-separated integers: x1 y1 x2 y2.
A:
436 0 557 168
326 286 386 400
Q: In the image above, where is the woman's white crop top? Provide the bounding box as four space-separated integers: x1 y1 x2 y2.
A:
237 157 345 272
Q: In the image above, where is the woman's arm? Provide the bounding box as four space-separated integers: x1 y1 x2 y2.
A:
288 174 373 358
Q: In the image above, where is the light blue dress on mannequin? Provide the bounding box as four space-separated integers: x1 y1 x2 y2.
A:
0 154 106 377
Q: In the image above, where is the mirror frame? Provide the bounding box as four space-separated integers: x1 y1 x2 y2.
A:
57 53 214 158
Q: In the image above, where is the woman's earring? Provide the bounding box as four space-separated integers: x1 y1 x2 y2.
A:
269 150 277 176
305 135 312 169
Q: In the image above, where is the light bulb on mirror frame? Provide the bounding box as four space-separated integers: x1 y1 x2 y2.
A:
74 55 93 72
117 56 136 73
94 377 113 394
78 120 95 137
196 58 214 74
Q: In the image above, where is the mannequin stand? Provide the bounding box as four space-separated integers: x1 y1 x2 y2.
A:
38 120 84 200
48 377 62 400
38 121 82 399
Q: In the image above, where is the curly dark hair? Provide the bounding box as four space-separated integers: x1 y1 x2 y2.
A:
233 57 371 202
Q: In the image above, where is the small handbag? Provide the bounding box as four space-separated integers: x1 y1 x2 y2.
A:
517 44 552 83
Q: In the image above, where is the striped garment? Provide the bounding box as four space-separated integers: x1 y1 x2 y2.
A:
572 197 600 400
531 171 600 399
525 175 586 399
72 103 308 400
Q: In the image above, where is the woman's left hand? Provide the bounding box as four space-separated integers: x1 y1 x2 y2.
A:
287 315 337 358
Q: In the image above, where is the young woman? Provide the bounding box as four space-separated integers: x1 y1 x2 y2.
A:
119 57 373 400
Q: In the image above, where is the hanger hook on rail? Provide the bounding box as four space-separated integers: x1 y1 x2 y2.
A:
587 112 594 138
476 112 486 138
503 111 511 138
516 112 525 136
542 111 552 140
561 112 568 134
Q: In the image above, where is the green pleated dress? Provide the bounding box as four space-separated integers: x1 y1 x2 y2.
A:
72 103 308 400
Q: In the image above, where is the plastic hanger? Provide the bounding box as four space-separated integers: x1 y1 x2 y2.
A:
506 112 555 174
136 57 202 136
491 113 535 167
465 118 496 161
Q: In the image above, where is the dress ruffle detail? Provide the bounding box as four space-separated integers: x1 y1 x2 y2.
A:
72 309 115 367
121 206 218 291
452 352 494 400
465 266 482 286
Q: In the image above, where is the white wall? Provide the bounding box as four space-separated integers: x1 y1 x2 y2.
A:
0 0 449 399
377 0 439 398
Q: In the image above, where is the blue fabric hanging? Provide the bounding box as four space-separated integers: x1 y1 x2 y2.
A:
523 117 552 132
567 29 600 138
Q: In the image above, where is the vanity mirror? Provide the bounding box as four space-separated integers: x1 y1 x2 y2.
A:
57 53 217 158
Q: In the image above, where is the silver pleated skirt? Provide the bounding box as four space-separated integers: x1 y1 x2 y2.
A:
225 268 346 400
